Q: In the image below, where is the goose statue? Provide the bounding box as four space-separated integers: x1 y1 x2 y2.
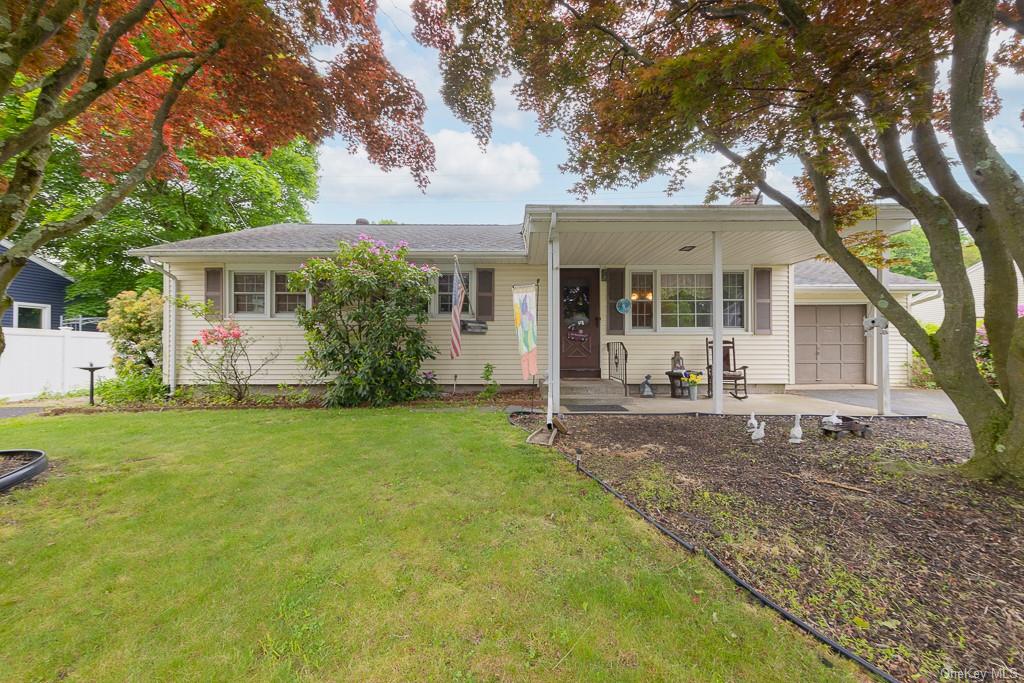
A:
746 412 758 432
751 421 766 443
789 414 803 444
822 410 842 426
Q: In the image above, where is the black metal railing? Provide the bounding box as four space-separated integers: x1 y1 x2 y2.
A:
606 341 628 396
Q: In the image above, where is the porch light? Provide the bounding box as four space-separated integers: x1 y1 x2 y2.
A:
679 245 696 252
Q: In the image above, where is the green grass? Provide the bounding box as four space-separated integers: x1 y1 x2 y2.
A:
0 409 858 682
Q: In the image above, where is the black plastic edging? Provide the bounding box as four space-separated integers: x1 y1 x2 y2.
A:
510 412 900 683
0 450 48 493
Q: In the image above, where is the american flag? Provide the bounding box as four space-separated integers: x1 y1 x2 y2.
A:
450 265 466 359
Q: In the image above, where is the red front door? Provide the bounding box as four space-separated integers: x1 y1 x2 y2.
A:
560 268 601 378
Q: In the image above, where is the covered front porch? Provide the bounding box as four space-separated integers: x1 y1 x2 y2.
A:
522 204 914 424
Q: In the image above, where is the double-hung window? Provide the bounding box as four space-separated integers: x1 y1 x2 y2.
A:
630 272 654 330
437 271 471 315
232 272 266 315
660 273 713 329
273 272 305 315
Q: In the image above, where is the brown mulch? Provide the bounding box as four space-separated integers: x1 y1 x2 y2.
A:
511 413 1024 682
0 452 38 479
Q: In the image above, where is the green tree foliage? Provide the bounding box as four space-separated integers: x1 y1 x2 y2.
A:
290 236 438 407
99 289 165 376
890 226 982 282
20 138 317 316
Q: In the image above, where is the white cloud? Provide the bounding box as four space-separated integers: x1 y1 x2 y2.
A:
318 129 542 202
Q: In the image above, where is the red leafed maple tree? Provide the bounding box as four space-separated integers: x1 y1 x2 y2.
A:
0 0 434 349
414 0 1024 486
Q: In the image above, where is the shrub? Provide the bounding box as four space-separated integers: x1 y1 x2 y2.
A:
178 300 280 401
96 371 167 405
974 305 1024 386
908 322 939 389
100 289 164 376
290 234 438 407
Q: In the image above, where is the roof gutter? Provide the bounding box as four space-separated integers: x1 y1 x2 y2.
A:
141 256 178 397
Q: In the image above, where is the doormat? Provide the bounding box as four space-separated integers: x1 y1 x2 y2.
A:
563 404 628 412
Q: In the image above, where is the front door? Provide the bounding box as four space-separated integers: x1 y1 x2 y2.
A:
560 268 601 378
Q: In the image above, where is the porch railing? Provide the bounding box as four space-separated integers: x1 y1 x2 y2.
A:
606 341 628 396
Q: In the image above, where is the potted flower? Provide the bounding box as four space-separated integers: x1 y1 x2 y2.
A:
683 370 703 400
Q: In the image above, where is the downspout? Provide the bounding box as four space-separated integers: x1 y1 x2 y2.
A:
142 256 178 397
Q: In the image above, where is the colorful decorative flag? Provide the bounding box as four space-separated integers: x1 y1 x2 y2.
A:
513 285 538 379
450 264 466 359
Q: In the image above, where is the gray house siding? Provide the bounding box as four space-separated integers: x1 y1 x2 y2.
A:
0 244 70 329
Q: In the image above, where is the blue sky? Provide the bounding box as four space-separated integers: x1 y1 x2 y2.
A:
310 1 1024 225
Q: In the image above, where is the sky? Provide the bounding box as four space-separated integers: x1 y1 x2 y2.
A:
310 1 1024 226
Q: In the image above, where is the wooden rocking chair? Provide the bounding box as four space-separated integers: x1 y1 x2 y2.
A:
705 337 749 400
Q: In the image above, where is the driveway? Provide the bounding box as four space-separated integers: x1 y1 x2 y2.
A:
0 406 43 419
789 388 964 423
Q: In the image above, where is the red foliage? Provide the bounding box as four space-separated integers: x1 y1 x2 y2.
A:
6 0 433 184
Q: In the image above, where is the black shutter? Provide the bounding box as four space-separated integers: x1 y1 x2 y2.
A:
476 268 494 321
205 268 224 315
753 267 772 335
606 268 625 335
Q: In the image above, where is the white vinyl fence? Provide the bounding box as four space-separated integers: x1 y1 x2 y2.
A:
0 327 115 400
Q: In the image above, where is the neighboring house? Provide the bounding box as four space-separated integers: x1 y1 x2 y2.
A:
911 260 1024 326
131 203 923 397
0 240 72 330
793 259 937 386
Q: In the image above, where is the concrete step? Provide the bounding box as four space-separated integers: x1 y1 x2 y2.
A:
553 378 629 399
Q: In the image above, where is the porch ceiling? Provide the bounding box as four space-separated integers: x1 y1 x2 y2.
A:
524 204 914 266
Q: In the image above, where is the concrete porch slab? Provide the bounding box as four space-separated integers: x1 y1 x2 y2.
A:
562 392 878 416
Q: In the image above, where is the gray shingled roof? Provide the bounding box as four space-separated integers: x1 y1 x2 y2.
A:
794 259 934 287
130 223 526 255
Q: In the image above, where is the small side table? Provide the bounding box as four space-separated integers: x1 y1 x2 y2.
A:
665 371 686 398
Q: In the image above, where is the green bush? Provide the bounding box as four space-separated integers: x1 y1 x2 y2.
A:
290 235 438 407
100 290 164 376
96 371 167 405
479 363 500 399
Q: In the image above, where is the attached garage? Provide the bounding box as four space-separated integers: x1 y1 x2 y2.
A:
794 304 867 383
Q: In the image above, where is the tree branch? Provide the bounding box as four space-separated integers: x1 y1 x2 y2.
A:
0 0 84 98
556 0 654 67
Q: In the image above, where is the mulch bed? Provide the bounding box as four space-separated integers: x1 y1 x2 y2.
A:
511 413 1024 682
0 452 37 479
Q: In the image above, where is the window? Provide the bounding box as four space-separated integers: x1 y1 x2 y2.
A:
723 272 746 328
630 272 654 329
273 272 305 315
655 271 746 330
437 271 471 314
660 273 712 328
232 272 266 314
14 304 47 329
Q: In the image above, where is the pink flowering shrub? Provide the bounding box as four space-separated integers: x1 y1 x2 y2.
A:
179 301 279 401
290 234 438 406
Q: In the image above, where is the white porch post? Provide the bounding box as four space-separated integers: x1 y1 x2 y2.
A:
712 231 724 414
875 262 891 415
546 212 560 425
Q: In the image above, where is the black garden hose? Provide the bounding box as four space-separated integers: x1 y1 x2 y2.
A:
511 412 901 683
0 449 48 493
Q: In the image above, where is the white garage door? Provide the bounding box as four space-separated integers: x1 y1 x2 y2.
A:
795 305 866 383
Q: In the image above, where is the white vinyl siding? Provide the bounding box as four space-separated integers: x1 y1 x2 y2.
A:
166 261 548 387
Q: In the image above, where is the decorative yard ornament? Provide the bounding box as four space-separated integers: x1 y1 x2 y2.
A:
671 351 685 372
822 411 842 427
639 374 656 398
746 412 758 432
789 415 804 444
751 421 766 444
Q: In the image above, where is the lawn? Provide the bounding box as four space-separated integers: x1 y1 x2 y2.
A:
0 409 857 682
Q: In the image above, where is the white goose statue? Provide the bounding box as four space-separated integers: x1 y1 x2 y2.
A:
746 412 758 432
751 421 766 443
789 414 803 444
822 410 842 427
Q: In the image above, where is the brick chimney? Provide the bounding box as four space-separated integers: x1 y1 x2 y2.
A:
355 217 370 225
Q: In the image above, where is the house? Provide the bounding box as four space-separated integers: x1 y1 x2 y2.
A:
0 240 73 330
131 203 927 413
911 260 1023 326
